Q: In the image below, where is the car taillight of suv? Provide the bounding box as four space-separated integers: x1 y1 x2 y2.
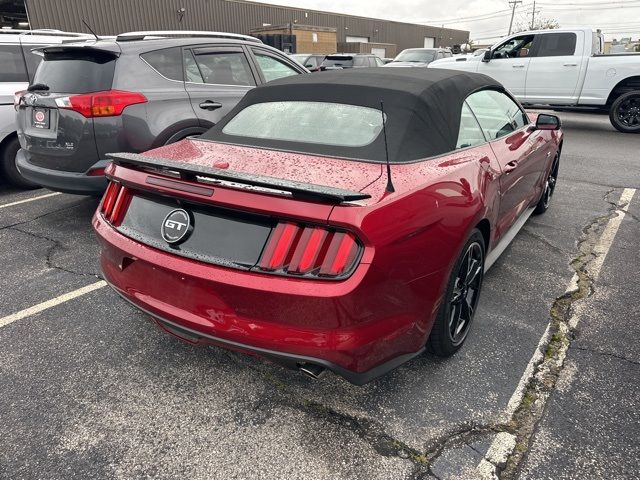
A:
54 90 147 118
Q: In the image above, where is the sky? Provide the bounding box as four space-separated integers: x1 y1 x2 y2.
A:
253 0 640 43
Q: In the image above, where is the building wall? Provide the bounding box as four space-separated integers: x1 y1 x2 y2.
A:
337 42 397 58
23 0 468 51
294 28 336 54
252 26 337 54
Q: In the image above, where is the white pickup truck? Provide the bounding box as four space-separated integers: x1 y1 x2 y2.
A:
429 27 640 133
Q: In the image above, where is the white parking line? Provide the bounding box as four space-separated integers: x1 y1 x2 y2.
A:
477 187 636 478
0 192 62 209
0 280 107 329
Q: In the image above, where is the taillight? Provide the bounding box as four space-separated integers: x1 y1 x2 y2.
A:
55 90 147 118
14 90 26 110
100 182 131 225
258 222 361 279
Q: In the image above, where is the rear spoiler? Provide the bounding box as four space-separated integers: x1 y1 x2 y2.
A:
107 152 371 203
34 42 121 57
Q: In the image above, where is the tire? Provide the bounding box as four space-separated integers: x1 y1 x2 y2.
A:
533 153 559 215
0 137 39 189
609 91 640 133
427 229 485 357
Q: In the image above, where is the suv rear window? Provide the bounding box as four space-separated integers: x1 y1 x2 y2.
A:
322 56 354 67
33 51 116 93
0 45 28 82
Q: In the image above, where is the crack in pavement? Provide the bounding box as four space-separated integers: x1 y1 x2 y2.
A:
570 344 640 367
7 225 101 279
0 199 91 232
497 188 634 479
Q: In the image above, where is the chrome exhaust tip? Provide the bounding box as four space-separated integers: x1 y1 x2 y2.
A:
298 363 326 379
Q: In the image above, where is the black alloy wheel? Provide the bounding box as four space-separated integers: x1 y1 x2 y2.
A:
534 154 559 215
609 91 640 133
428 229 485 356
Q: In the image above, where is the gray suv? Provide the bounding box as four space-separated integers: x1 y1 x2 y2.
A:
15 31 307 195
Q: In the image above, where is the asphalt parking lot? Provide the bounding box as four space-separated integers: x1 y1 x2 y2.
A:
0 111 638 479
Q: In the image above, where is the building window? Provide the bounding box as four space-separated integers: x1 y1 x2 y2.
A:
312 32 318 43
346 35 369 43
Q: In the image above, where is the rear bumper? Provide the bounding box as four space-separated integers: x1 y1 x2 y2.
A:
16 149 108 195
108 279 424 385
94 213 440 384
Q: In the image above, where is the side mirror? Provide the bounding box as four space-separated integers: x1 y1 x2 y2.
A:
535 114 561 131
482 50 492 62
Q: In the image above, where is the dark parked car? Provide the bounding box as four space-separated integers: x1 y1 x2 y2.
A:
290 53 326 72
94 68 562 384
385 48 453 68
14 31 307 195
320 54 385 69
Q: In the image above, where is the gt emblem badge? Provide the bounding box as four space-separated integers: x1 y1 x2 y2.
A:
161 209 192 245
35 111 45 122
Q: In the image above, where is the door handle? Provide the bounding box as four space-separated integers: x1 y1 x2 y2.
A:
563 63 578 67
199 101 222 111
504 160 519 173
512 64 525 68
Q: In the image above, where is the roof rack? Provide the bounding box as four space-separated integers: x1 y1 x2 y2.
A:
15 29 92 38
116 30 262 43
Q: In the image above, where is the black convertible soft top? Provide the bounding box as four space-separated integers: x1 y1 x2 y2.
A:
201 68 504 163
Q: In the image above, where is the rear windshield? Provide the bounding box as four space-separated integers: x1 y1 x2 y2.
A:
33 51 116 93
322 56 353 67
394 50 436 63
0 45 28 82
222 101 384 147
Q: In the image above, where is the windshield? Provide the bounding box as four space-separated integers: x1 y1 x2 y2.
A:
222 101 384 147
394 50 436 63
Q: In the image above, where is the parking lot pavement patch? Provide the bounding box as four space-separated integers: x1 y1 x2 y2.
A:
0 192 94 230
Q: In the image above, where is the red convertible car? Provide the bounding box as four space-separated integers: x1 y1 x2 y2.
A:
93 69 562 384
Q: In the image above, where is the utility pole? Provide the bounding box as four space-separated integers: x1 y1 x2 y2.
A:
530 0 540 29
508 0 522 35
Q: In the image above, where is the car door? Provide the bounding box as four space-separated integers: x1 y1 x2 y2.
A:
477 35 535 98
466 89 544 238
248 47 306 82
183 45 257 129
525 31 585 104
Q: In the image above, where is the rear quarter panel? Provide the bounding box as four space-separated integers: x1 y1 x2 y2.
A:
329 144 501 333
98 54 201 158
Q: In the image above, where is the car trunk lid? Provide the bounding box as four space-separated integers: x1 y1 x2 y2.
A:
132 138 384 205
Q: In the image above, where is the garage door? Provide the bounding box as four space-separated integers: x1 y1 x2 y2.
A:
424 37 435 48
371 47 386 58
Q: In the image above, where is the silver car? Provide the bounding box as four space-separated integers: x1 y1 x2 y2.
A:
0 29 92 188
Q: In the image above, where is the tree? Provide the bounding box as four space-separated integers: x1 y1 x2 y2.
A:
513 18 560 33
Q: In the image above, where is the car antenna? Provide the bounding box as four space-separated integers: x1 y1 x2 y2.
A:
379 101 395 193
82 19 100 41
